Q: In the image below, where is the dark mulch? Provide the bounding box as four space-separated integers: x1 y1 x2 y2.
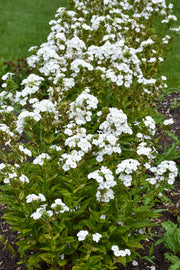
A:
0 91 179 269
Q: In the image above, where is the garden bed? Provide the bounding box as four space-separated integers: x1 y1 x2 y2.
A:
0 90 179 270
0 1 180 269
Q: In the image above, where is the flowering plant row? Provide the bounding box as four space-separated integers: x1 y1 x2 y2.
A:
0 0 179 269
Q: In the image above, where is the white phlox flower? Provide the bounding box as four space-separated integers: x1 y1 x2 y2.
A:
146 160 178 185
88 166 116 202
92 233 102 243
69 88 98 125
163 118 174 125
33 153 51 166
2 72 14 81
15 74 44 102
143 116 156 135
71 59 93 74
111 245 131 257
31 204 53 220
137 142 154 158
3 170 17 185
16 110 41 134
19 174 30 184
0 163 6 170
61 150 85 171
99 108 132 137
51 198 69 213
0 124 14 137
50 145 62 151
32 99 58 115
116 159 140 175
19 145 32 157
26 193 46 203
92 108 131 162
77 230 89 241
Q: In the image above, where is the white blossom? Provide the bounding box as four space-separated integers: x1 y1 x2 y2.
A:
31 205 53 220
51 199 69 213
92 233 102 243
33 153 51 166
19 174 30 184
164 118 174 125
77 230 89 241
26 193 46 203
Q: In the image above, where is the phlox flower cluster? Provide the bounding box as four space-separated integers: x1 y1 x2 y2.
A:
2 165 19 184
19 174 30 184
1 72 14 88
31 204 53 220
19 145 32 157
49 144 62 151
143 116 156 136
33 153 51 166
51 198 69 213
32 99 58 115
15 74 44 105
62 102 132 169
146 160 178 185
77 230 102 243
0 123 15 147
116 159 140 187
88 166 116 202
22 0 174 99
164 118 174 125
0 163 6 170
91 107 131 162
16 110 42 134
92 233 102 243
111 245 131 257
30 198 71 220
77 230 89 241
68 88 98 125
136 142 156 159
0 170 29 184
0 123 14 137
26 193 46 203
0 104 14 114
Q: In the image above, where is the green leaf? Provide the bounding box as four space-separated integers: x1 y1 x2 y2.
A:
86 255 102 268
109 225 117 233
28 254 42 267
165 253 180 270
18 191 25 200
162 221 177 234
169 261 180 270
116 256 126 266
39 253 53 264
57 258 67 267
126 239 143 249
165 253 179 264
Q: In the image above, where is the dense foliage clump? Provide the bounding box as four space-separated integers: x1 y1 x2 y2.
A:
0 0 179 269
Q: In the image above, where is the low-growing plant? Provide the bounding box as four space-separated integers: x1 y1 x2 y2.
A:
156 221 180 270
0 0 179 269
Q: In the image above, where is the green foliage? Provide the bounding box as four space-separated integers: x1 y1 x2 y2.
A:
165 254 180 270
156 221 180 270
156 221 180 255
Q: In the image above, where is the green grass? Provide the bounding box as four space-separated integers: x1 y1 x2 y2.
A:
0 0 68 60
160 0 180 88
